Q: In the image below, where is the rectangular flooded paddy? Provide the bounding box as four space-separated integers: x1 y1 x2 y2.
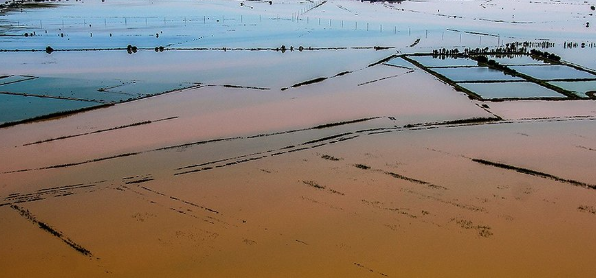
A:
458 82 566 99
548 80 596 98
432 66 523 82
510 65 596 80
0 93 97 124
404 54 596 100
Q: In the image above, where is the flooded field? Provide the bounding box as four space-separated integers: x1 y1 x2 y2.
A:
1 0 596 277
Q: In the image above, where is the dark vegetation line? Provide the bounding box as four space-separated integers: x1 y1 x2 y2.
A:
281 52 397 91
353 163 448 190
400 55 482 100
409 38 421 47
22 116 178 147
10 205 94 257
470 55 580 100
368 54 398 67
353 262 389 277
287 77 327 89
0 91 104 103
577 145 596 152
0 103 114 129
139 186 220 214
124 177 154 184
401 188 487 212
174 132 361 176
120 185 220 225
357 70 414 86
0 46 394 53
220 84 270 90
313 117 378 129
2 151 142 174
303 0 327 14
402 51 596 101
6 116 592 207
0 76 37 86
384 171 448 190
0 180 106 207
0 84 200 130
472 158 596 190
4 117 377 174
6 114 592 175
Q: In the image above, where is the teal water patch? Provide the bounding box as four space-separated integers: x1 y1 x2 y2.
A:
409 55 479 67
510 65 596 80
0 77 128 103
0 75 36 85
0 93 99 125
106 81 196 97
549 80 596 98
458 82 566 99
385 57 415 68
433 67 523 82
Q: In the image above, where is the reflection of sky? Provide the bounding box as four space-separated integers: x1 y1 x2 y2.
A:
2 0 596 51
549 80 596 98
510 65 596 80
458 82 565 99
433 67 523 82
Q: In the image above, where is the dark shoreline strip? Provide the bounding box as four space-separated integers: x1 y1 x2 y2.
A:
0 104 114 129
0 91 103 103
472 158 596 189
22 116 178 146
10 205 93 257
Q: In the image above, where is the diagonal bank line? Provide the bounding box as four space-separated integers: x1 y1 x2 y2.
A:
10 205 94 257
22 116 178 147
0 91 104 103
3 118 377 174
472 158 596 190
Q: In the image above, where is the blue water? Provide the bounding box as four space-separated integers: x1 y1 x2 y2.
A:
458 82 566 99
0 93 99 124
433 67 523 82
